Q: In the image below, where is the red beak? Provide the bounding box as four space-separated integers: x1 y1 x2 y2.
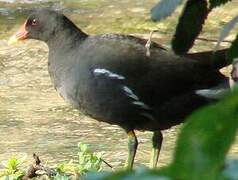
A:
8 21 28 45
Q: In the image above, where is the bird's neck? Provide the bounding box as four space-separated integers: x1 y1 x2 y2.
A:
47 24 88 52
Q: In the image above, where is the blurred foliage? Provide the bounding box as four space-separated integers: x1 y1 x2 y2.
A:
0 155 26 180
170 91 238 180
172 0 208 54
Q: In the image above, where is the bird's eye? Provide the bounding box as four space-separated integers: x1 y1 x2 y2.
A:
32 19 37 26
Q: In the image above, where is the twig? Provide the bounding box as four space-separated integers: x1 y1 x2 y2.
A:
149 30 233 43
197 37 232 43
101 158 114 171
22 153 55 179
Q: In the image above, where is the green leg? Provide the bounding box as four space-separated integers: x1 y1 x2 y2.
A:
125 130 138 170
150 131 163 168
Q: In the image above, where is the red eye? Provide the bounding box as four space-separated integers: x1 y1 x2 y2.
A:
32 19 37 26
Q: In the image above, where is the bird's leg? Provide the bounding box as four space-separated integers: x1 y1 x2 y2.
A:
150 131 163 168
125 130 138 170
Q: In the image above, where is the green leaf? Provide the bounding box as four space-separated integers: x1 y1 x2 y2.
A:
0 156 25 179
79 142 88 152
83 167 170 180
172 0 208 54
54 173 70 180
170 91 238 180
67 142 103 175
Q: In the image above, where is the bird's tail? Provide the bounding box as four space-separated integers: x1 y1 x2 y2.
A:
184 48 229 69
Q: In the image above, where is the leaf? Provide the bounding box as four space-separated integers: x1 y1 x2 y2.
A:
170 90 238 179
209 0 232 9
54 173 70 180
5 156 18 171
83 168 170 180
172 0 209 54
150 0 183 21
79 142 88 152
214 16 238 52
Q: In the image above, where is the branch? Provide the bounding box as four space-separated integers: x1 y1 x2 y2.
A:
22 153 55 179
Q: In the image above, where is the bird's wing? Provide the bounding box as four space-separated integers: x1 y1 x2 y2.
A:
81 34 225 107
88 67 157 130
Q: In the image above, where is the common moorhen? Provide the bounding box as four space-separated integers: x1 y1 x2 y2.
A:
9 9 228 169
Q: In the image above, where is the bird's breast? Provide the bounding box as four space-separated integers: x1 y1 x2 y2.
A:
48 59 82 108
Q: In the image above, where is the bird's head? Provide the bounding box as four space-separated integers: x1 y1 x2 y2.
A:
9 9 72 44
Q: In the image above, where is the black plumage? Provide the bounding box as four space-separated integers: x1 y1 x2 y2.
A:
9 9 228 169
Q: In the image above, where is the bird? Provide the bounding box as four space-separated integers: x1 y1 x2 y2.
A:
9 9 229 169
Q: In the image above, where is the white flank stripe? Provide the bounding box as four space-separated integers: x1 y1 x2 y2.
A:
123 86 139 100
93 68 125 80
141 113 155 121
195 89 227 99
132 101 150 110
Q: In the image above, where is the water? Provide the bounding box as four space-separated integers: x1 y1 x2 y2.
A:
0 0 238 169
